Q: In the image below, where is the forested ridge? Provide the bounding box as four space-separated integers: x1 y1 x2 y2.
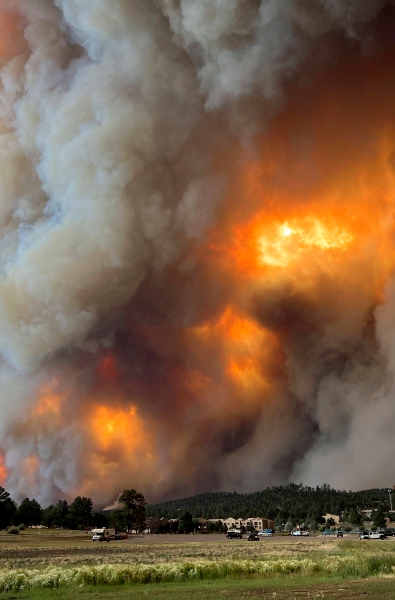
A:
147 484 393 523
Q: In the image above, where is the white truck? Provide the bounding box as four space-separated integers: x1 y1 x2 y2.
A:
358 531 386 540
92 528 115 542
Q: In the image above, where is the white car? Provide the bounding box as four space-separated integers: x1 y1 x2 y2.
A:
257 531 273 537
358 532 386 540
368 533 386 540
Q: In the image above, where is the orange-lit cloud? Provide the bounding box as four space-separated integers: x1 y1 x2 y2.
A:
0 455 7 487
33 385 64 417
4 1 395 508
90 404 148 454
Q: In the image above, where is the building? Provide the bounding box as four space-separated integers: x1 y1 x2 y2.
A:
361 510 373 520
145 515 275 533
196 517 208 532
323 513 340 524
145 517 178 534
208 517 274 531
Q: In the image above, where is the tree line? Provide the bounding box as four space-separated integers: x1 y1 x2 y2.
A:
1 483 393 532
147 483 395 529
0 487 146 531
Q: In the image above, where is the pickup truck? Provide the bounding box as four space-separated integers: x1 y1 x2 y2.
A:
359 532 386 540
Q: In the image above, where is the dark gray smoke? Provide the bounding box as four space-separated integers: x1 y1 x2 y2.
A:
0 0 393 505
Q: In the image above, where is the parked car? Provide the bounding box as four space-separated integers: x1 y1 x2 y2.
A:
301 531 310 536
226 531 242 539
377 531 389 538
368 532 386 540
258 531 273 537
335 532 343 537
358 531 386 540
247 532 259 541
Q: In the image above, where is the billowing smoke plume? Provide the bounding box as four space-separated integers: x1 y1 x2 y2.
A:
0 0 394 506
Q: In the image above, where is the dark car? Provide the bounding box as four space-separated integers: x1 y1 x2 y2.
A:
377 531 389 538
335 532 343 537
226 531 242 539
248 532 259 541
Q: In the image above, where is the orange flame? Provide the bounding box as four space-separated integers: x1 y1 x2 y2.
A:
91 405 147 454
187 306 277 407
0 455 7 486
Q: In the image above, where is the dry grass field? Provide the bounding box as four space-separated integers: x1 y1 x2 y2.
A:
0 529 349 570
0 531 395 598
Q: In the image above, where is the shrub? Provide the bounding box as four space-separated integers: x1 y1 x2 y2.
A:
7 526 20 535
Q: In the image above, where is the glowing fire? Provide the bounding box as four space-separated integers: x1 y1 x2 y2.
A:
91 405 149 454
0 455 7 486
191 305 264 345
6 29 395 505
188 306 276 403
258 217 354 267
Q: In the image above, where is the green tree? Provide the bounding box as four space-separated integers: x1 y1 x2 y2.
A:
347 508 363 528
93 512 109 528
14 498 42 526
0 487 16 530
43 500 69 528
118 489 146 532
178 511 194 534
372 507 386 529
325 518 335 528
66 497 93 529
42 505 57 528
109 509 128 531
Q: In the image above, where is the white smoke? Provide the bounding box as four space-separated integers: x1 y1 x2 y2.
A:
0 0 392 504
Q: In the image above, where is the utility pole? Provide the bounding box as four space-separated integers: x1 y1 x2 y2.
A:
388 489 393 512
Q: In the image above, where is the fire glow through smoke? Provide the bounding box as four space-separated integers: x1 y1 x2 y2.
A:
1 1 395 506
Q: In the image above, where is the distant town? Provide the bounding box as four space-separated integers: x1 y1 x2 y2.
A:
2 483 395 536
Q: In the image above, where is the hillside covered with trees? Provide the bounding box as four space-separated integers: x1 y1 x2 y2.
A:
147 484 394 527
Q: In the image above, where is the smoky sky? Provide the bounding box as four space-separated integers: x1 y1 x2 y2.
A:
0 0 394 506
